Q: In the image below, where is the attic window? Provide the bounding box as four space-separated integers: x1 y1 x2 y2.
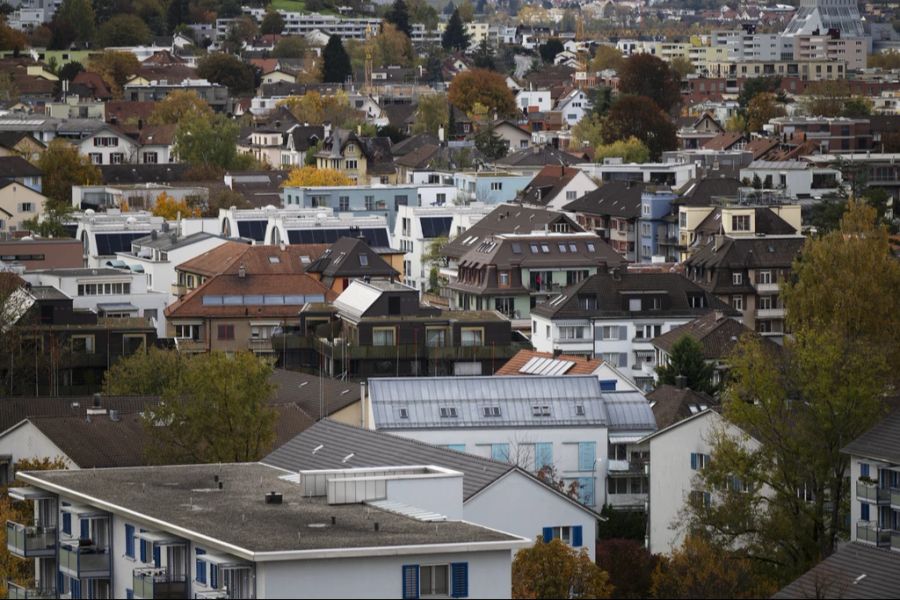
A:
482 406 502 418
540 244 550 253
575 405 586 416
440 407 458 418
586 243 596 252
358 254 369 266
398 407 409 419
530 243 539 253
532 405 551 417
268 256 280 263
511 243 522 254
300 256 311 264
558 243 567 253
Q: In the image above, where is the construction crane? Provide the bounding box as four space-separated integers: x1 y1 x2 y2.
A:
364 23 375 94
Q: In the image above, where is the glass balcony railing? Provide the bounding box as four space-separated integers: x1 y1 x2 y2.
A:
6 582 56 599
133 567 188 600
891 487 900 509
856 480 890 504
5 522 56 558
856 521 891 547
58 544 110 578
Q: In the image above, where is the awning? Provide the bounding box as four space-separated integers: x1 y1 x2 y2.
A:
608 434 647 444
61 504 107 518
129 264 145 273
8 486 54 501
197 552 252 569
104 260 128 268
134 530 185 545
97 303 138 313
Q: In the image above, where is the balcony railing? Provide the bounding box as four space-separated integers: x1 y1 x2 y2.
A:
248 338 275 353
58 544 111 578
893 529 900 551
756 308 786 319
174 339 206 353
6 522 56 558
754 282 779 294
857 480 891 504
856 521 891 547
6 583 56 600
133 567 188 600
892 487 900 509
194 591 229 600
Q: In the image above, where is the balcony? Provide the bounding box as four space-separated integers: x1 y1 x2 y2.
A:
133 567 188 600
194 591 229 600
608 460 646 475
248 338 274 354
893 530 900 550
857 480 890 504
892 487 900 509
856 521 891 548
6 522 56 558
754 282 779 294
6 583 55 600
756 308 786 319
58 543 110 579
170 283 187 297
174 338 206 353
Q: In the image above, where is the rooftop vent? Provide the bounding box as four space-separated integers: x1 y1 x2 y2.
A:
265 491 283 505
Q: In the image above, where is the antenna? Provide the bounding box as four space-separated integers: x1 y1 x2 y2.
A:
341 453 354 463
312 444 324 454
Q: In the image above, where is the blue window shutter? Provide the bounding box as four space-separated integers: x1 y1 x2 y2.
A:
598 380 617 391
535 443 552 470
72 578 81 600
542 527 553 542
861 502 870 521
492 443 510 463
79 518 89 539
690 453 698 470
446 444 466 452
125 524 135 558
402 564 419 599
140 539 147 563
451 562 469 598
196 548 206 585
572 525 583 547
126 590 133 600
578 442 596 471
860 462 869 478
62 512 71 535
211 564 218 589
153 545 161 567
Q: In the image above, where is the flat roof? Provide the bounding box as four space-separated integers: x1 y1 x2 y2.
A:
20 463 521 560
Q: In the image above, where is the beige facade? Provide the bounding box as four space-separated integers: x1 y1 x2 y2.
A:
0 182 47 235
706 59 846 81
167 317 284 355
316 140 368 184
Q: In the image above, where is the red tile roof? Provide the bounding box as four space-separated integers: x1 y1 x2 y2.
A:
176 242 329 277
495 350 604 376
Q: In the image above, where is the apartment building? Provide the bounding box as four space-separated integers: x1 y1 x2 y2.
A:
303 237 400 294
530 271 732 390
9 462 527 599
517 166 598 212
75 212 166 268
677 203 802 260
314 129 396 185
563 181 644 262
769 116 873 153
0 239 83 270
123 79 229 112
452 171 534 205
576 160 697 190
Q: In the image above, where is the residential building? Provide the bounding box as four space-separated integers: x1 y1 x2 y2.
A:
774 542 900 599
782 0 866 38
123 78 230 112
516 89 553 114
646 383 716 431
452 171 534 204
769 116 873 153
562 181 646 262
0 156 43 193
11 462 527 599
365 375 656 511
71 183 209 211
637 191 680 263
494 146 585 176
676 113 725 150
517 165 598 211
739 160 842 199
0 181 46 236
677 202 802 260
450 231 623 325
804 153 900 201
77 125 140 166
491 121 532 153
0 239 83 270
644 408 759 554
267 212 392 248
75 211 166 268
314 128 395 185
303 237 400 294
264 419 602 559
494 349 640 394
684 235 805 339
705 58 847 81
555 89 593 128
22 267 169 337
577 159 697 190
135 124 178 165
530 271 733 390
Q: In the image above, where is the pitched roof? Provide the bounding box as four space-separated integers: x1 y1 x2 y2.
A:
677 177 742 206
841 409 900 464
702 132 745 151
263 419 511 500
774 542 900 599
496 145 581 167
268 369 363 419
176 242 328 277
686 235 805 271
0 155 42 178
0 131 44 151
23 413 149 468
0 395 159 434
563 181 644 218
303 237 399 279
136 124 177 146
518 165 583 207
495 349 604 376
391 133 440 157
98 163 193 185
646 385 717 430
651 312 771 360
105 101 157 126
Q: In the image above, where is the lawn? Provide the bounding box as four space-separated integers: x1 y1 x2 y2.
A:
270 0 306 11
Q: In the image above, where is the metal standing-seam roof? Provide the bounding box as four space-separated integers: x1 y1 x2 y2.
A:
369 376 610 429
602 391 658 433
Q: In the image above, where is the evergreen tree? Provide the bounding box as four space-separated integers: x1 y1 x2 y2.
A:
655 335 716 395
322 35 352 84
441 8 469 52
166 0 188 35
472 37 494 69
385 0 411 38
474 126 508 160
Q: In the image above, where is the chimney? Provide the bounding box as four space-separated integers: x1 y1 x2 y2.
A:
238 263 246 278
675 374 687 389
360 381 367 428
438 125 445 143
109 409 119 422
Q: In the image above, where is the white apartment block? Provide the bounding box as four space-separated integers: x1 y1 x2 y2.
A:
74 211 166 268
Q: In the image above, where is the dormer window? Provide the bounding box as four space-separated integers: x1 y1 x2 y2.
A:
440 407 458 418
482 406 502 418
398 408 409 419
629 298 641 311
575 405 586 416
532 405 551 417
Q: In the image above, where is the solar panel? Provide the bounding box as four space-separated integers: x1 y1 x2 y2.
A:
236 220 267 241
519 356 575 376
95 232 146 256
286 228 389 247
420 217 452 239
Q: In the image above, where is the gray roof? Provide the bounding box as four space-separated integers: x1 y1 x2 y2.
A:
841 409 900 464
32 268 128 278
774 542 900 599
369 376 610 429
131 231 223 252
264 419 512 500
21 463 517 556
603 391 657 432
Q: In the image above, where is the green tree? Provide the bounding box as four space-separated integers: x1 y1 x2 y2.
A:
38 139 101 210
472 37 494 69
441 8 469 51
571 114 604 150
174 112 254 175
597 504 646 541
655 335 716 394
273 36 307 58
512 538 613 599
807 193 847 235
687 201 900 584
737 76 781 108
88 50 140 98
58 61 84 83
259 9 285 35
589 86 614 118
385 0 411 38
20 204 74 238
597 538 657 599
618 54 682 114
594 137 651 164
197 52 256 96
602 96 676 161
54 0 96 44
104 346 188 396
670 56 695 78
590 45 624 72
96 13 152 46
841 96 873 118
474 125 508 160
322 34 352 84
412 94 449 135
166 0 188 34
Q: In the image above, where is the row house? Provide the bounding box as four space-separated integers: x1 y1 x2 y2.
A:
562 181 644 262
684 234 805 341
530 271 734 390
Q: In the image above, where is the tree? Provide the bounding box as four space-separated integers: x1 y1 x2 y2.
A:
512 538 613 599
590 45 624 72
868 52 900 70
407 0 438 30
571 114 604 150
597 539 657 599
412 93 449 136
737 76 781 108
38 139 101 210
166 0 188 34
655 335 716 394
282 166 353 187
448 68 516 118
53 0 95 45
650 536 776 599
807 193 848 235
687 201 900 584
385 0 411 38
602 96 676 161
88 50 140 97
259 9 285 35
96 13 152 46
472 37 494 69
441 8 469 51
272 36 308 59
148 89 214 126
841 96 872 118
0 21 27 52
457 0 474 21
539 37 564 63
589 86 614 118
20 204 74 238
174 113 253 175
594 137 651 164
152 192 201 219
321 35 352 84
348 23 413 70
596 504 646 541
277 91 359 128
58 61 84 83
670 56 695 78
203 186 250 217
618 54 681 114
197 53 256 96
104 346 188 396
474 126 508 160
133 352 278 464
725 114 747 133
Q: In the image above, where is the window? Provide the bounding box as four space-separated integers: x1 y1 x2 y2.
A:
372 327 396 346
111 153 125 164
566 190 577 200
600 352 627 368
578 442 596 471
364 195 374 210
559 326 586 340
18 202 34 213
732 272 743 285
491 443 510 462
635 324 661 340
608 443 627 461
759 295 773 310
71 335 95 354
758 270 772 284
217 324 234 340
628 298 641 311
600 325 624 340
494 297 514 318
339 196 349 212
532 405 551 417
732 214 750 231
125 524 135 559
575 405 585 416
608 477 628 494
732 295 744 311
460 327 483 347
483 406 502 418
498 271 510 287
358 254 369 266
860 462 869 478
861 502 870 522
690 452 710 470
143 152 158 164
490 181 503 191
534 443 552 470
439 407 458 418
345 159 358 170
688 294 707 308
426 328 447 347
89 153 103 164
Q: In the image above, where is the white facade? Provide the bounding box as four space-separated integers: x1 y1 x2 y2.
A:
516 90 552 114
78 128 140 166
0 420 76 469
74 211 166 267
576 160 697 190
541 170 599 211
555 90 593 128
739 161 842 199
